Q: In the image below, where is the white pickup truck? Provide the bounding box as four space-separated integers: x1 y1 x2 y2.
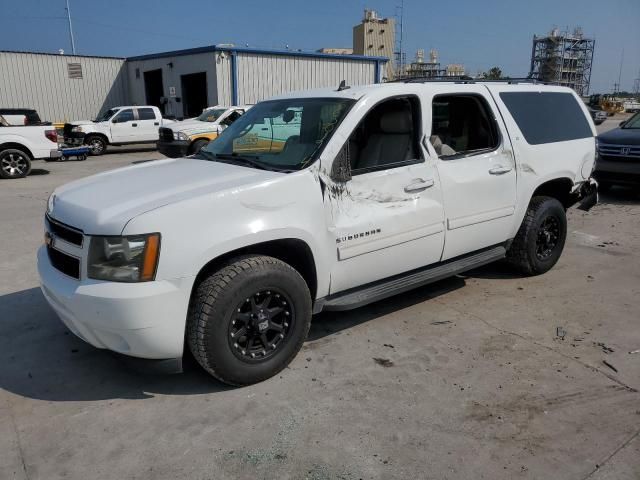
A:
64 106 175 155
39 81 598 385
0 116 60 179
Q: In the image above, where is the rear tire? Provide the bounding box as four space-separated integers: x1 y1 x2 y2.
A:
85 135 107 156
507 196 567 275
0 149 32 179
187 255 312 386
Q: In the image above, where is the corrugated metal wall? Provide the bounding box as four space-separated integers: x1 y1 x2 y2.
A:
0 52 128 122
126 52 217 118
233 53 377 105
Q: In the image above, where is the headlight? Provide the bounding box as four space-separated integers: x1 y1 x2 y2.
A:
71 126 83 132
88 233 160 282
174 132 189 141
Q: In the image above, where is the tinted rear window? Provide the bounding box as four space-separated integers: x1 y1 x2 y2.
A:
137 108 156 120
499 92 592 145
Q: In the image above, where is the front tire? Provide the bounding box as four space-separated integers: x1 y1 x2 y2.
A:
187 255 312 386
85 135 107 156
0 149 32 179
507 196 567 275
189 139 209 155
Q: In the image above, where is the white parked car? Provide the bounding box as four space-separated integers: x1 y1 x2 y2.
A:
157 105 251 157
64 106 175 155
0 117 60 179
39 81 598 385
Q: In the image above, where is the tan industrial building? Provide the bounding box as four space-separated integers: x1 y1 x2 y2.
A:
353 10 396 80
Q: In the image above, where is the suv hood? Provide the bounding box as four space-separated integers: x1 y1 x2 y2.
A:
172 119 221 135
598 128 640 146
48 158 283 234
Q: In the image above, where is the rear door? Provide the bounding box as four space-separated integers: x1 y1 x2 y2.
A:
135 107 161 141
426 85 517 260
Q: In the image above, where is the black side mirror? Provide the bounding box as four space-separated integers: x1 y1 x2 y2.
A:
330 143 352 183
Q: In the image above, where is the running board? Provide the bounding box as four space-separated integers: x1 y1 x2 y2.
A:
319 245 506 312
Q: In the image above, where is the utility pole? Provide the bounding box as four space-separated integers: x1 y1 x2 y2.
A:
65 0 76 54
615 48 624 94
394 0 404 78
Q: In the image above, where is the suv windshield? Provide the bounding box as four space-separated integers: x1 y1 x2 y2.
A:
200 98 353 171
197 108 228 122
95 108 119 122
622 113 640 129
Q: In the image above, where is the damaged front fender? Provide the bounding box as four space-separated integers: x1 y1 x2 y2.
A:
574 178 598 211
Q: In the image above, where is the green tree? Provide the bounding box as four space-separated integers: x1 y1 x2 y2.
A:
482 67 503 80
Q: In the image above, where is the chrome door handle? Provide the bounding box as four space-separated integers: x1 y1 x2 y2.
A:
489 165 512 175
404 178 435 193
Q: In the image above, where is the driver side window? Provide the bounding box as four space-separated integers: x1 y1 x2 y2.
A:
113 109 134 123
348 96 422 174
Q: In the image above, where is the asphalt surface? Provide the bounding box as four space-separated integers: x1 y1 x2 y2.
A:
1 120 639 479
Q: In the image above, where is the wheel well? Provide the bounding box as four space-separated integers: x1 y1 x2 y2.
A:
532 178 574 208
0 143 33 159
85 133 109 144
193 238 318 300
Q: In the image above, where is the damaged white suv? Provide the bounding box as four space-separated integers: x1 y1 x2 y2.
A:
38 80 598 385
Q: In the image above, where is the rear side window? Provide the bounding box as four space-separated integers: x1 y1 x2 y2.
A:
137 108 156 120
500 92 592 145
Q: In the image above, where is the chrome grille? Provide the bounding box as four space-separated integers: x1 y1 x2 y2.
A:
46 215 84 246
598 144 640 160
159 127 174 142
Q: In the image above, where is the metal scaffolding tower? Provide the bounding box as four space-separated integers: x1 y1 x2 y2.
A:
529 27 595 96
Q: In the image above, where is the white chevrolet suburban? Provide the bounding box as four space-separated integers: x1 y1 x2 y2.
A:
0 118 60 179
38 81 598 385
64 106 175 155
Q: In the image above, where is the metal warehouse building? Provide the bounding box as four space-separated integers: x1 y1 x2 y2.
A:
1 46 386 122
0 51 128 122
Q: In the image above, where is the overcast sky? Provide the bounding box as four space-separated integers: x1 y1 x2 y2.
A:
1 0 638 93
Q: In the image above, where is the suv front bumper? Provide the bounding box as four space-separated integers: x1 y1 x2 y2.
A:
37 245 193 361
157 140 190 158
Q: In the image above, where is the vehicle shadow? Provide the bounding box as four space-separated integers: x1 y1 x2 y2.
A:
597 186 640 205
0 287 231 402
0 277 467 402
102 145 159 155
308 276 466 341
29 168 50 176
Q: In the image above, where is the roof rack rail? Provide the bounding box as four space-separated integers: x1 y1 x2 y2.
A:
391 76 548 85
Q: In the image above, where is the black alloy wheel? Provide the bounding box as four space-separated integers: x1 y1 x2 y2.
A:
229 289 294 361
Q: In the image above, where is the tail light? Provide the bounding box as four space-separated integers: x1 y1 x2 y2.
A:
44 130 58 143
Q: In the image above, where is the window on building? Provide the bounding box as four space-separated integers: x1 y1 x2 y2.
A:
348 97 422 174
380 29 385 34
430 95 500 159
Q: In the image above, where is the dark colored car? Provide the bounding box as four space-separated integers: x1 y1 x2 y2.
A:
594 113 640 190
588 107 607 125
0 108 49 126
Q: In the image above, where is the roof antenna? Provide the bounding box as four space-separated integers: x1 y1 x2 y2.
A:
337 80 351 91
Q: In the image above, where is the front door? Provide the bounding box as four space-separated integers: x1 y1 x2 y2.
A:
110 108 135 143
427 88 517 260
326 96 446 293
